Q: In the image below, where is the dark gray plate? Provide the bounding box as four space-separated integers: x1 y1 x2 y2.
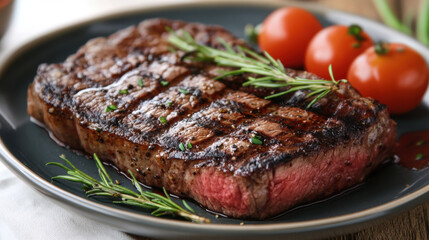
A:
0 1 428 239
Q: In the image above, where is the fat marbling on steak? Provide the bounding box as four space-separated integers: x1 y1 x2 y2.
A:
27 19 396 219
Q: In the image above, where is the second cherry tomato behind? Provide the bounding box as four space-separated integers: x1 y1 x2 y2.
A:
305 25 374 80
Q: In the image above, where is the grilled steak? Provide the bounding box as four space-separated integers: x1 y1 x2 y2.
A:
27 19 396 219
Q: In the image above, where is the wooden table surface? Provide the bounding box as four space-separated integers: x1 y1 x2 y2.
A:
136 1 429 239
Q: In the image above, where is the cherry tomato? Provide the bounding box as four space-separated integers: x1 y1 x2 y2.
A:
258 7 322 68
305 25 374 80
347 43 429 114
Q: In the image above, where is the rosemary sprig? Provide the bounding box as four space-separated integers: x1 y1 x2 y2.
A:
167 29 346 108
47 154 210 223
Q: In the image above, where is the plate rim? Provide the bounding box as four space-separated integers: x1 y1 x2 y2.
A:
0 0 428 236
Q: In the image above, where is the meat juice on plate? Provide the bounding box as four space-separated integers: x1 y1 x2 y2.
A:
395 130 429 170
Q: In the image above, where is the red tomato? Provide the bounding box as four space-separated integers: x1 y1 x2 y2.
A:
347 43 429 114
305 25 373 80
258 7 322 68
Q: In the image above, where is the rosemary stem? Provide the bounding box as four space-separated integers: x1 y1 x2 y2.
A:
176 208 212 224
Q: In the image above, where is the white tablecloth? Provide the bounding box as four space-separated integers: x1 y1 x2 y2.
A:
0 165 131 240
0 0 193 239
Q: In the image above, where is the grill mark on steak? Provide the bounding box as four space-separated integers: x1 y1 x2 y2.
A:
27 18 397 219
158 90 347 178
73 59 191 131
121 75 226 143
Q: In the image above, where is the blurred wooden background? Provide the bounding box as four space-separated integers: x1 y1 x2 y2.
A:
307 0 420 21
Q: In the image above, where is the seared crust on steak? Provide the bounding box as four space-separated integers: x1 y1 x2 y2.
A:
27 19 396 219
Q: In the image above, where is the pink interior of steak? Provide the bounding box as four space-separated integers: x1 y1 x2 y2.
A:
27 18 396 219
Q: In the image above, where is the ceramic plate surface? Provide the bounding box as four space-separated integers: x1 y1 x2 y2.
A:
0 1 428 239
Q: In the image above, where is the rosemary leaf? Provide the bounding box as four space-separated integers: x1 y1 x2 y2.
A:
98 169 110 186
129 170 144 195
307 89 330 108
183 200 196 213
59 154 78 170
51 175 83 182
213 69 245 80
251 136 263 145
119 89 128 94
416 153 424 160
88 192 115 197
264 51 282 70
243 76 279 85
305 88 326 98
240 46 270 64
265 85 314 99
178 142 186 151
94 153 112 183
251 82 290 88
105 105 117 113
217 37 236 53
46 162 72 171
